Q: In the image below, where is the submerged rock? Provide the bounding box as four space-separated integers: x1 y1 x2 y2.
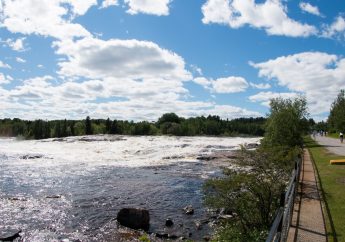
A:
117 208 150 231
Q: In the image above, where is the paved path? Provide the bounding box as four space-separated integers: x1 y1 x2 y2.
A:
287 149 327 242
313 135 345 156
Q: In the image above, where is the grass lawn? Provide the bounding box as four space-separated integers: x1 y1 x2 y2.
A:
305 137 345 242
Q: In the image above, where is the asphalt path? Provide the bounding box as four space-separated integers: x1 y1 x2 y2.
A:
312 135 345 156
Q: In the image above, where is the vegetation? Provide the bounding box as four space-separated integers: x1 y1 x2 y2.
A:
0 114 266 139
328 90 345 133
305 137 345 242
204 96 309 241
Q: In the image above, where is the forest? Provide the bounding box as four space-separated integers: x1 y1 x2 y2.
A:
0 113 267 139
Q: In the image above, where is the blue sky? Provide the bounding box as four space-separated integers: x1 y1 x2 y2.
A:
0 0 344 121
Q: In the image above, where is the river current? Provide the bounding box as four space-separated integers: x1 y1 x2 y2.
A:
0 135 260 241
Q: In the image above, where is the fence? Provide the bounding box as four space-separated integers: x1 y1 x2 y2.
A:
266 155 302 242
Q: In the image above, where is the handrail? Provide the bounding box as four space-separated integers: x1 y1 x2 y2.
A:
266 156 301 242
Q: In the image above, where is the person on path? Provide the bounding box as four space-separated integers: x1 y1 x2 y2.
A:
340 132 344 143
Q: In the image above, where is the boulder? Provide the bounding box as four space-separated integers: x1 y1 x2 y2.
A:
0 229 21 241
117 208 150 231
183 205 194 215
165 218 174 227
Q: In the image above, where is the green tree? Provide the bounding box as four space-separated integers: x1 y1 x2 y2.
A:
328 90 345 132
85 116 93 135
262 96 308 148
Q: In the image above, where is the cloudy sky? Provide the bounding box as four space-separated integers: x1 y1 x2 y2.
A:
0 0 344 121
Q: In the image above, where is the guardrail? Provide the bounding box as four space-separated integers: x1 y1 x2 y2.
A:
266 155 302 242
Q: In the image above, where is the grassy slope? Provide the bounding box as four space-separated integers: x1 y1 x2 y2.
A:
305 137 345 242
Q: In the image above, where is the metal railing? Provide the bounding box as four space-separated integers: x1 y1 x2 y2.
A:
266 155 302 242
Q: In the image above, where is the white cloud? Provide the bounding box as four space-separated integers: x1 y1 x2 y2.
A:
249 91 298 107
1 74 261 120
0 60 11 69
55 37 191 81
37 64 44 68
251 52 345 115
299 2 322 17
212 77 248 93
194 76 249 93
322 16 345 39
201 0 317 37
190 64 203 76
0 0 94 40
101 0 118 8
6 37 26 51
0 73 13 84
124 0 171 16
16 57 26 63
250 82 271 89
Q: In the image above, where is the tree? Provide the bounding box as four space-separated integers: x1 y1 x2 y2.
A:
105 118 111 134
85 116 93 135
328 90 345 132
262 96 308 148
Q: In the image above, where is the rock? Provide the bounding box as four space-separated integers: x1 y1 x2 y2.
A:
195 221 202 230
0 229 21 241
203 235 211 241
20 154 43 159
245 143 259 149
183 205 194 215
165 218 174 227
46 195 61 199
196 155 217 161
117 208 150 231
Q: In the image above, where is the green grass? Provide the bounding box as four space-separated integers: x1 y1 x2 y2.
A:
328 133 339 139
305 136 345 242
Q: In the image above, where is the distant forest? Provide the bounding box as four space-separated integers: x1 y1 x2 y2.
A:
0 113 266 139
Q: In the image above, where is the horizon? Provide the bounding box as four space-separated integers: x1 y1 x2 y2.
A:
0 0 344 122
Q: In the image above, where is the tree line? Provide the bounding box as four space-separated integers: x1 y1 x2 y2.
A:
0 114 266 139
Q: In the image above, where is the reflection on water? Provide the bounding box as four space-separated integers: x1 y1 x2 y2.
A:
0 135 260 241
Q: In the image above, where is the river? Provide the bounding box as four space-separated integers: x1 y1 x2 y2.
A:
0 135 260 241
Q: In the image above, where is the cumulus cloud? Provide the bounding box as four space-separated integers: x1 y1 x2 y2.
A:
101 0 118 8
299 2 322 17
55 37 191 81
201 0 317 37
0 0 94 40
322 16 345 39
194 76 249 93
250 52 345 115
124 0 171 16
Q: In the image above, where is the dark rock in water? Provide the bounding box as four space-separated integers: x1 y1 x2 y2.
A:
46 195 61 199
183 205 194 215
0 229 21 241
117 208 150 231
245 143 259 149
7 197 27 202
20 154 43 159
165 218 174 227
196 155 217 161
155 233 178 240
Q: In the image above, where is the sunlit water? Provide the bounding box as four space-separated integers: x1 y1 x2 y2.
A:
0 135 260 241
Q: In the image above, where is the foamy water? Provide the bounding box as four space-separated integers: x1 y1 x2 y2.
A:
0 135 260 241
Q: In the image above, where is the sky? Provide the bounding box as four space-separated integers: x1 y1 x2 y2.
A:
0 0 344 121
